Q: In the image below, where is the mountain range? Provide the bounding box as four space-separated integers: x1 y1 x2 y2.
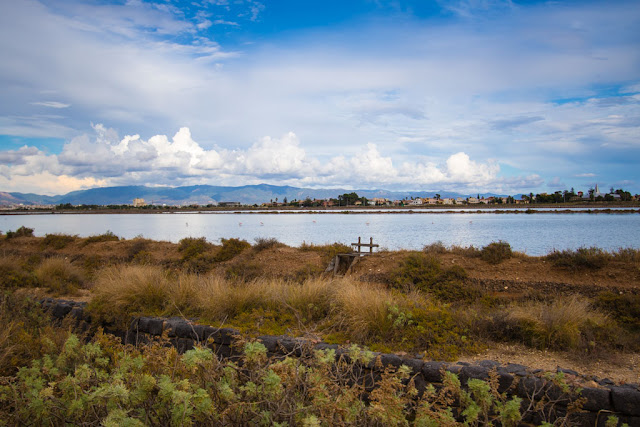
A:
0 185 508 206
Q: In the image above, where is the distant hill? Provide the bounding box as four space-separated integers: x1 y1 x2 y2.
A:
0 184 505 206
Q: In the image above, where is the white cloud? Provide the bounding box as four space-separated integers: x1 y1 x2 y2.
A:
0 125 510 194
31 101 70 109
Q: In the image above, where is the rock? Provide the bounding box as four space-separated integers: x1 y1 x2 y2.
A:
580 387 612 412
422 361 447 383
611 386 640 416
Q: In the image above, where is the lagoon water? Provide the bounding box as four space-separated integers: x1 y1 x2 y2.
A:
1 211 639 255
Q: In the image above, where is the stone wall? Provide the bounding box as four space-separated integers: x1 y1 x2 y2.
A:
41 298 640 426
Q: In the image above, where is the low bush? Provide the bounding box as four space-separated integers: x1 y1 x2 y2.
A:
391 253 478 303
214 237 250 262
0 257 37 289
480 241 513 264
546 247 610 270
34 257 84 295
253 237 285 252
0 293 70 376
423 241 447 254
83 230 120 245
300 242 352 263
0 330 566 426
5 226 34 239
612 247 640 262
178 237 215 273
42 233 77 249
595 292 640 332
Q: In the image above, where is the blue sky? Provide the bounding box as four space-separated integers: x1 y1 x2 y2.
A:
0 0 639 195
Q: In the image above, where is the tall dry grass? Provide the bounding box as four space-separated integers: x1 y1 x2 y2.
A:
35 257 84 295
505 296 614 350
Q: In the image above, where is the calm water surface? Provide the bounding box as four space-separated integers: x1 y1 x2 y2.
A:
2 212 639 255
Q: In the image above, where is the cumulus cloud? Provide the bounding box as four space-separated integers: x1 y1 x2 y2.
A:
0 125 510 194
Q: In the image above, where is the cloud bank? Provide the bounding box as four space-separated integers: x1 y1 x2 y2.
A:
0 125 529 195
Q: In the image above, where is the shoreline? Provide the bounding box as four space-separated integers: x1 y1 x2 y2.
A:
2 206 640 215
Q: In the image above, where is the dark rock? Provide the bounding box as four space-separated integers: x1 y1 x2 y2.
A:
611 386 640 416
401 358 424 375
174 321 198 340
51 303 72 318
460 365 489 383
314 343 339 352
147 318 164 336
277 337 299 354
477 359 501 369
177 338 194 353
446 364 462 375
580 387 612 412
69 306 84 320
422 362 447 383
495 369 515 393
457 361 470 366
192 325 207 342
516 376 546 399
598 378 615 387
378 353 403 370
209 328 240 345
557 367 580 377
504 363 528 375
257 335 279 353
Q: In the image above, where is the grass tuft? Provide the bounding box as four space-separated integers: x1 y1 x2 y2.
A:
83 230 120 245
35 258 84 295
253 237 285 252
42 233 77 249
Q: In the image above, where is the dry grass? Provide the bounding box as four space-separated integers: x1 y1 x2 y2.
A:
35 257 84 295
505 296 614 350
89 265 171 325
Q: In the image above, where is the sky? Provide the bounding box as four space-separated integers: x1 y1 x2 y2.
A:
0 0 639 196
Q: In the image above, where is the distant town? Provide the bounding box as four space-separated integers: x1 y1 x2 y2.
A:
1 184 638 211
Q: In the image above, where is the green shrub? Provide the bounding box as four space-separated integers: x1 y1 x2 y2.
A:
0 257 37 289
546 247 610 270
214 238 251 262
423 241 447 254
595 292 640 332
178 237 214 272
1 330 572 426
83 230 120 245
300 242 352 263
480 241 513 264
391 253 478 303
42 233 77 249
5 226 34 239
253 237 285 252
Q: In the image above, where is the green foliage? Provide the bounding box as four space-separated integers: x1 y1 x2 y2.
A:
84 230 120 245
546 247 610 270
214 238 251 262
391 253 478 303
42 233 77 249
480 241 513 264
5 226 34 239
1 328 571 426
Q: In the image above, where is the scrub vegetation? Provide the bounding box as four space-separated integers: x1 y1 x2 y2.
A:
0 230 639 424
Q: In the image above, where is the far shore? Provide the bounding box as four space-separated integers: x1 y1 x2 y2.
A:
2 202 640 215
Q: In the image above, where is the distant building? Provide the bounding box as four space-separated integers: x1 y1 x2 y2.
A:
133 198 146 207
218 201 241 207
